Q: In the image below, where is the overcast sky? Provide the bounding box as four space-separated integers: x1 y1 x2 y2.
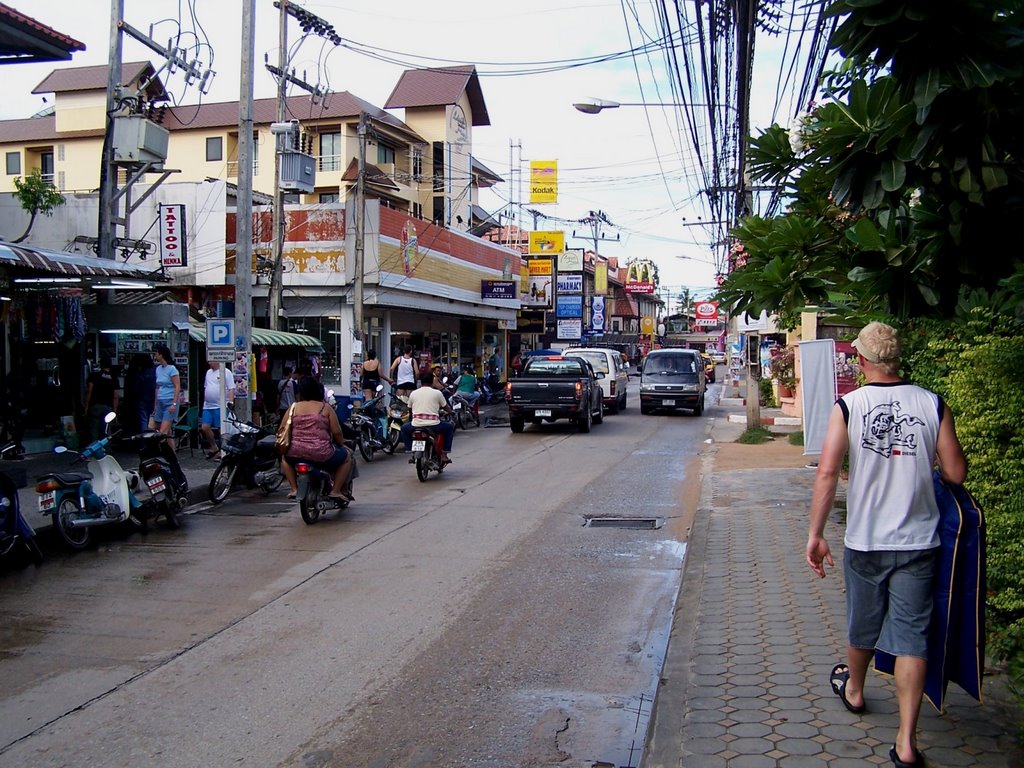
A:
6 0 813 300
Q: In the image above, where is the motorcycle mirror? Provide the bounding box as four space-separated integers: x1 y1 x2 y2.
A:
54 446 69 454
104 411 118 424
375 384 384 393
348 403 355 410
326 389 335 398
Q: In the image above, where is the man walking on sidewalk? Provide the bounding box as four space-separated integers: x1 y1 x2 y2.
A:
806 321 966 768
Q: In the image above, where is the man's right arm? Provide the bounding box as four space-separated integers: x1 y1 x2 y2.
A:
936 403 967 485
806 404 848 578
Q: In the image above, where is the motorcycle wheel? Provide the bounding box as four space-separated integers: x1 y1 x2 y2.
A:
359 432 374 462
300 484 322 524
52 498 91 550
161 500 181 530
208 461 238 505
471 407 481 428
24 537 43 566
382 428 400 455
456 407 467 430
416 453 430 482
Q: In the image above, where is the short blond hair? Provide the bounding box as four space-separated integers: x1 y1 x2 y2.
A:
852 321 900 374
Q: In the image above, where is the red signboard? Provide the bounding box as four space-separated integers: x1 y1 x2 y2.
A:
694 300 719 327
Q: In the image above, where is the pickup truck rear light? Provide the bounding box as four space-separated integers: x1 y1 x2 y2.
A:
609 380 616 396
505 381 512 397
575 381 582 400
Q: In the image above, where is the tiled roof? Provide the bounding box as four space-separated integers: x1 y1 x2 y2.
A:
472 156 502 186
340 158 400 191
0 3 85 64
0 89 425 145
0 114 103 143
385 65 490 126
166 91 423 143
32 61 163 99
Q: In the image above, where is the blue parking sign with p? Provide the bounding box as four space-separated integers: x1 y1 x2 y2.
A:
207 319 235 361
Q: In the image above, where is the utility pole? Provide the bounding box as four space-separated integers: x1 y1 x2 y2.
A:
577 210 618 345
233 0 256 422
265 0 339 330
354 112 367 348
736 0 760 430
267 0 289 331
98 0 125 261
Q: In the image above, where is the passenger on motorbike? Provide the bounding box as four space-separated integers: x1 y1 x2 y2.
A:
401 370 455 464
281 376 353 501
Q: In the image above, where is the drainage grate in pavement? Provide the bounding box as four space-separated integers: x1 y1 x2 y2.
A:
583 516 663 529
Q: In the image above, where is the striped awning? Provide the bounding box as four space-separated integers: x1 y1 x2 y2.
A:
0 242 167 282
188 320 324 352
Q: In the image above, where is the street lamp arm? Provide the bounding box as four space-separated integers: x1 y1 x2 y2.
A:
573 97 738 114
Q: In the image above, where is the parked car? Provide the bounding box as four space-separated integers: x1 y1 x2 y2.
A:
563 347 629 413
506 356 604 433
639 349 706 415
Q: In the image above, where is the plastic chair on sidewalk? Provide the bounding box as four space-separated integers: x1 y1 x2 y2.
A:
172 406 200 455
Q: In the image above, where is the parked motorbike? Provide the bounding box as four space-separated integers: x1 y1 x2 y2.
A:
296 440 358 525
35 412 145 551
478 372 506 404
449 388 480 429
381 389 410 455
349 385 387 462
208 414 284 504
123 430 188 529
0 441 42 567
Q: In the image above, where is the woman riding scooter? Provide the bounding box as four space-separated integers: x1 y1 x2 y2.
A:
280 376 353 502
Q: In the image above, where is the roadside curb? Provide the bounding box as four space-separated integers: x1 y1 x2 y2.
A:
726 413 802 427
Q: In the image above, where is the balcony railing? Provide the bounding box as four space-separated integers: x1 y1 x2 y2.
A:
318 154 343 172
227 159 259 177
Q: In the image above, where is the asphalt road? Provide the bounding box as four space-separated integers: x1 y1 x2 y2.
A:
0 392 714 767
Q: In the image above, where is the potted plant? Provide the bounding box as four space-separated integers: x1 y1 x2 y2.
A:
770 346 797 397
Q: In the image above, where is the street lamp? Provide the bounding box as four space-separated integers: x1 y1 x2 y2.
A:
573 97 737 115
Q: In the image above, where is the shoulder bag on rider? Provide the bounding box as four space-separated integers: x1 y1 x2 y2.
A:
275 404 295 455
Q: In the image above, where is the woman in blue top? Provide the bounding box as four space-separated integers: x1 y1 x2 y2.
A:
151 344 181 436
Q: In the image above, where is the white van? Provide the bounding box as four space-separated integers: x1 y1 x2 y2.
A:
563 347 630 413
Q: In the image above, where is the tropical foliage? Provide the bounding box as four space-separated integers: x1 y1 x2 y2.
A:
717 0 1024 328
715 0 1024 690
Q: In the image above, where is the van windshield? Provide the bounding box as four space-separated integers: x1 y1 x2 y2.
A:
645 356 698 375
565 351 609 374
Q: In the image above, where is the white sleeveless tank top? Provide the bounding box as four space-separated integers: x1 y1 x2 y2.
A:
839 382 943 551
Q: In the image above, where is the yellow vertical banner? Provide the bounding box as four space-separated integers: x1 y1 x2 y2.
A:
594 262 607 295
529 161 558 204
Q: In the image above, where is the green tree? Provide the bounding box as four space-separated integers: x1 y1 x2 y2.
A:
12 169 65 244
717 0 1024 326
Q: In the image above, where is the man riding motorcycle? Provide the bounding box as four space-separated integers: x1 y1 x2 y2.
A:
400 370 455 464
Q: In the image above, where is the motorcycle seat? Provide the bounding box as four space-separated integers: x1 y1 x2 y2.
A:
257 435 276 448
38 471 92 486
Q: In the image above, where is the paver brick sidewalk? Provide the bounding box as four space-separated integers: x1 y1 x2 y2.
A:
645 430 1022 767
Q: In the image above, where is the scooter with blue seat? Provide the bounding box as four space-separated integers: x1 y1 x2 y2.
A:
35 412 146 550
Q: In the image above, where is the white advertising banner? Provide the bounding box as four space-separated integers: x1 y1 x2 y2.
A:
799 339 837 456
557 273 583 293
557 318 582 340
159 203 188 267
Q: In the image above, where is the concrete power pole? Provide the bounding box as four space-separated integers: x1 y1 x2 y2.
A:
736 0 760 430
99 0 125 261
353 112 367 349
267 0 289 332
233 0 256 422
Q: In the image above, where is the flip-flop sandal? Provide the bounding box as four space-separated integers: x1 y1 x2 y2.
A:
889 745 924 767
829 663 867 714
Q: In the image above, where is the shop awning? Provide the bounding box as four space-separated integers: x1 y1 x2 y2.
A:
0 242 167 283
188 320 324 352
